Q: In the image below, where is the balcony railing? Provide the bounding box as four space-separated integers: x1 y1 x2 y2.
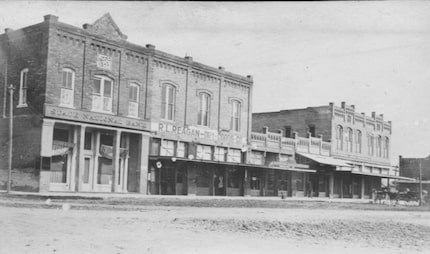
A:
250 129 331 156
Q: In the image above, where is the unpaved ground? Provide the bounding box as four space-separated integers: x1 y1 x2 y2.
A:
0 203 429 254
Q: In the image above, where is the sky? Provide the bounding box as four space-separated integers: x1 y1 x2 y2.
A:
1 1 430 165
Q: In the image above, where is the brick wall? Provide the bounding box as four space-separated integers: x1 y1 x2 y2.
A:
252 106 332 140
400 156 430 180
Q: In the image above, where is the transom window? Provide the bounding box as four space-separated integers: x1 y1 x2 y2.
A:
196 145 212 160
227 149 241 163
160 140 175 156
198 92 210 126
128 83 139 117
18 68 28 107
214 147 226 162
231 100 241 132
60 68 75 107
161 84 175 120
91 75 113 113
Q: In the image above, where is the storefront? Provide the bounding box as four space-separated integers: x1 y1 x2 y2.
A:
39 105 151 193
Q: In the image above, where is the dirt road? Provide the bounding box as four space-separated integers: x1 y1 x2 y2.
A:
1 203 429 254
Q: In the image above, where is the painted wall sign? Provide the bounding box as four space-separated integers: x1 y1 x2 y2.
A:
151 122 246 145
45 105 150 131
96 54 112 70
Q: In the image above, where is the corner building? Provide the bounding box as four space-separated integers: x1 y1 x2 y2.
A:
0 14 262 195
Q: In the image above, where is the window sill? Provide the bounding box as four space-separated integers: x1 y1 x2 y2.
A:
17 104 28 108
59 104 75 109
127 115 139 119
90 109 114 115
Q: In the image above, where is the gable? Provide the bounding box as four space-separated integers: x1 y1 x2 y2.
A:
83 13 127 41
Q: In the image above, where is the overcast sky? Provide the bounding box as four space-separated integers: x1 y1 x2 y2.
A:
1 1 430 164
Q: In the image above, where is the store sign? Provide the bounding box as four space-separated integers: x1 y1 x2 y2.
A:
96 54 112 70
45 105 150 131
151 122 246 145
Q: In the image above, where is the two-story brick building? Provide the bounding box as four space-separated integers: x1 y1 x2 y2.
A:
252 102 409 199
1 14 313 196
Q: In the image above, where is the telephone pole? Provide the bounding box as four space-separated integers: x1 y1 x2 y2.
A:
7 84 14 193
419 160 423 206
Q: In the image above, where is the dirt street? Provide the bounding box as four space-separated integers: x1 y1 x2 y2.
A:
1 203 430 254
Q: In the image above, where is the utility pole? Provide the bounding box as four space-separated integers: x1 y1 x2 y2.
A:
7 84 14 193
419 160 423 206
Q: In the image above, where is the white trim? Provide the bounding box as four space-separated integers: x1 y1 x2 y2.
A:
18 68 29 107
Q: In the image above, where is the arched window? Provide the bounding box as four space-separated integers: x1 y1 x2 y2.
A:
376 136 382 157
346 128 353 152
231 100 241 132
161 84 175 120
128 83 139 117
336 125 343 150
91 75 113 112
60 68 75 107
18 68 29 107
383 137 390 158
368 134 374 156
198 92 210 126
355 130 362 153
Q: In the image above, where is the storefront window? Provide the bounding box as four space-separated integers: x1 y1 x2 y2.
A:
196 168 210 187
228 167 241 188
249 170 261 190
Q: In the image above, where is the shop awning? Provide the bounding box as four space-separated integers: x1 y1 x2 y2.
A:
149 156 315 173
351 171 415 180
296 152 353 168
394 179 430 184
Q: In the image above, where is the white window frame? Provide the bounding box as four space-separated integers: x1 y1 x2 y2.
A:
198 92 210 127
59 68 75 108
231 100 241 132
176 142 186 158
161 84 175 120
18 68 28 107
227 149 241 163
91 75 113 113
128 83 139 117
196 145 212 160
160 140 175 156
214 147 226 162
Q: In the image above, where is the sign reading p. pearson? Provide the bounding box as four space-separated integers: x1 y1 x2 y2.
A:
44 104 151 131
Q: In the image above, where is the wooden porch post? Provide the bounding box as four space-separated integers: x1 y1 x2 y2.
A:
112 130 121 192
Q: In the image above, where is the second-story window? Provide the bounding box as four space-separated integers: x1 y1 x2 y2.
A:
231 100 241 132
91 75 113 113
336 125 343 151
376 135 382 157
198 92 210 126
368 134 374 156
355 130 362 153
128 83 139 117
346 128 353 152
161 84 175 120
60 68 75 107
18 68 28 107
383 137 389 158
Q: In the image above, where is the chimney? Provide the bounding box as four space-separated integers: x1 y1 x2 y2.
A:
218 66 225 71
4 28 13 34
341 101 346 109
145 44 155 50
350 105 355 111
246 75 253 81
372 112 376 118
44 14 58 23
184 56 193 62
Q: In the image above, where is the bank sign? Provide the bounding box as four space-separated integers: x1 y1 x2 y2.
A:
45 105 151 131
151 122 246 145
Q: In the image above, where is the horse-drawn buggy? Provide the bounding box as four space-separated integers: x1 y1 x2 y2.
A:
373 188 427 206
